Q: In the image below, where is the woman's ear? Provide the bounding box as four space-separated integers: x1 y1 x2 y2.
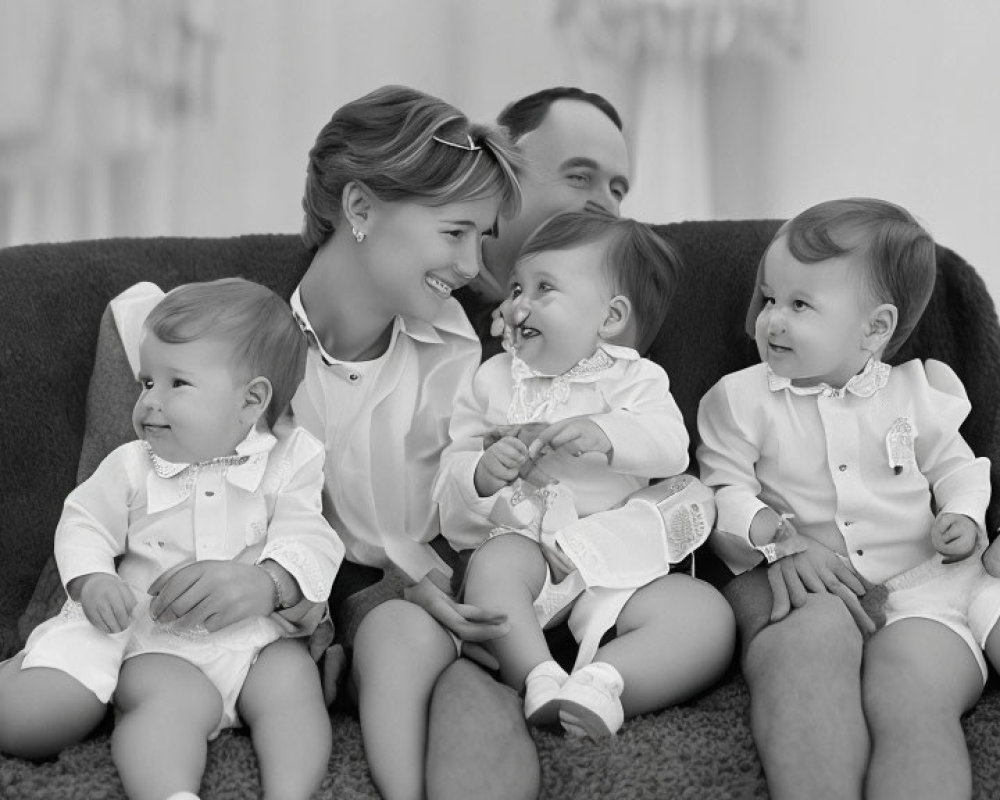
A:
863 303 898 355
240 376 273 428
341 181 372 236
599 295 632 343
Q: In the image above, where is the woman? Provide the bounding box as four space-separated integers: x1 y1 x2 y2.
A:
115 85 524 800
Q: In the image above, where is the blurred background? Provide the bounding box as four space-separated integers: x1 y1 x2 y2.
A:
1 0 998 301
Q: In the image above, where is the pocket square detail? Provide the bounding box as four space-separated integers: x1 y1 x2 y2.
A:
885 416 917 475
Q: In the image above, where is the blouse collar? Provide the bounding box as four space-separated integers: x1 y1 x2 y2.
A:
289 285 475 367
766 356 891 398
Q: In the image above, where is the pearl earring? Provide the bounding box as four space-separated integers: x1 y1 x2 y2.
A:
352 226 366 244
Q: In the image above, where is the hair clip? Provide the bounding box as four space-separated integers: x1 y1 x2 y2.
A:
433 134 482 152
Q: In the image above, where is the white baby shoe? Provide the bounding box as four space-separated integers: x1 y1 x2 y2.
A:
523 659 569 727
557 661 625 739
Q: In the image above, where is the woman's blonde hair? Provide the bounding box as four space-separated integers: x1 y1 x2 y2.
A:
301 85 522 250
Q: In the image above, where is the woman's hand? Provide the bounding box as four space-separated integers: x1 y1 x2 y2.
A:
403 574 510 670
766 537 875 636
931 512 980 564
73 573 137 634
147 560 275 631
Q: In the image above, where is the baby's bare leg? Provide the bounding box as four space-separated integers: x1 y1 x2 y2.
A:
239 638 331 800
863 618 982 800
594 573 735 715
112 653 222 800
464 534 549 688
353 599 459 800
0 652 108 759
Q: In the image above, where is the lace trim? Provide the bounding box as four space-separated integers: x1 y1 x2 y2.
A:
507 348 616 423
260 539 330 601
766 356 890 399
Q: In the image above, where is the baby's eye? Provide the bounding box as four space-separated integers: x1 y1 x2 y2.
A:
538 281 554 292
172 378 189 388
792 299 810 311
509 283 522 299
140 378 153 390
761 295 775 306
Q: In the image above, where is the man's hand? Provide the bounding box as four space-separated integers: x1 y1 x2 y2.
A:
767 538 875 636
475 437 530 496
526 416 612 462
148 560 274 631
403 575 510 670
73 573 136 634
931 512 980 564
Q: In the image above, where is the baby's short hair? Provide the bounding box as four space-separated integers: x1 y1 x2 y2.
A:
518 211 682 354
145 278 306 428
746 197 936 359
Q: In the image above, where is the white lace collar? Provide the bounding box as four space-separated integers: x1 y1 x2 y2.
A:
144 426 277 513
507 344 636 423
766 357 890 398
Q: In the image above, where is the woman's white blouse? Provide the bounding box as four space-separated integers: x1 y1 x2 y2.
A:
697 359 991 584
287 287 481 580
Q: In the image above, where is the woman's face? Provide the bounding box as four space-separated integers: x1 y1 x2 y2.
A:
364 195 501 322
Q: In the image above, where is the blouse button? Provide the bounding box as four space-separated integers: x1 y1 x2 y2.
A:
349 373 360 382
856 549 864 556
838 464 848 472
844 520 853 527
205 490 215 497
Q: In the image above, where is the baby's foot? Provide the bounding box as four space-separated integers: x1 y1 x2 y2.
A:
558 661 624 739
523 659 569 727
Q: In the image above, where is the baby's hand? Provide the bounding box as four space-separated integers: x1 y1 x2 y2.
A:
931 512 980 564
76 573 136 634
475 436 530 496
526 416 613 462
982 538 1000 577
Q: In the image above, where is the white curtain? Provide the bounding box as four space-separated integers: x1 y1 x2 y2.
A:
0 0 216 246
554 0 800 223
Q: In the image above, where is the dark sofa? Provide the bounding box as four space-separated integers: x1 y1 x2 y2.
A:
3 220 1000 799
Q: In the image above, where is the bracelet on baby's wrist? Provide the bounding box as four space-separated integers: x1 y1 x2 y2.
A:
259 560 292 610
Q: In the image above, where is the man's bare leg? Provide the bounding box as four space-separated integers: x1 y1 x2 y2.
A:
426 658 539 800
726 568 868 800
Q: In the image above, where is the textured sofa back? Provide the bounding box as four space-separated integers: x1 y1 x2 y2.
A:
1 223 998 653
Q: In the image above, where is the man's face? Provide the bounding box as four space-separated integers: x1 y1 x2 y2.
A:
482 99 630 295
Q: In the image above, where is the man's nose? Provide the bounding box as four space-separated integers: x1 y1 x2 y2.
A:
584 191 620 217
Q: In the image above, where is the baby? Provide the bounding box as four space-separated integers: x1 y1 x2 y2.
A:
697 197 997 797
0 278 343 800
436 210 717 738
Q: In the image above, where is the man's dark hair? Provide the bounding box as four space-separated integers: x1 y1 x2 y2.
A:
497 87 623 140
